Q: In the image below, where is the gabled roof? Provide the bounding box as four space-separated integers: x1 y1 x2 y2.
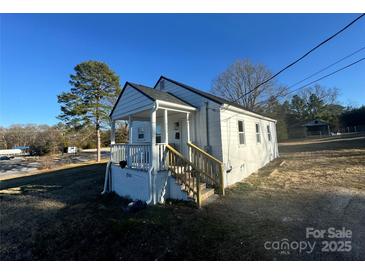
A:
303 119 329 127
109 82 195 117
128 83 194 107
155 76 259 112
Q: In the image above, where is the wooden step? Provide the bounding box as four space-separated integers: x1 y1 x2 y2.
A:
183 187 215 204
201 193 219 206
200 188 215 201
169 167 215 206
180 181 206 192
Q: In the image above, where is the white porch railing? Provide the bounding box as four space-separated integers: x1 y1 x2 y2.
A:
111 144 151 170
157 143 167 170
111 143 167 171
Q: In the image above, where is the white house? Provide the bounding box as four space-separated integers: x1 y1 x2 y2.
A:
103 76 279 207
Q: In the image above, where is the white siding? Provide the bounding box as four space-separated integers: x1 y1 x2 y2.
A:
156 79 223 160
131 121 151 144
111 167 189 203
220 109 279 186
156 80 206 107
111 85 153 120
111 166 150 201
110 78 280 201
163 112 191 157
130 113 194 156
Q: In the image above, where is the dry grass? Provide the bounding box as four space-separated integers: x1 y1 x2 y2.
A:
1 135 364 260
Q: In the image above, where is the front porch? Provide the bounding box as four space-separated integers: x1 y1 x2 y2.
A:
105 82 224 207
110 106 194 171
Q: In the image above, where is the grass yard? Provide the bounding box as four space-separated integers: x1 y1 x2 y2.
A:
1 134 364 260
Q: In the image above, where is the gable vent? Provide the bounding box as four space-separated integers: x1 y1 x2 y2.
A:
160 79 165 90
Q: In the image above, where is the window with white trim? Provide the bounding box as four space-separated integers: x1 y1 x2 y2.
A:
267 124 272 141
255 123 261 143
237 120 245 145
137 127 145 140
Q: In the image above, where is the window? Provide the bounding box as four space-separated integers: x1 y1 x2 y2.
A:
255 123 261 143
156 125 162 143
237 120 245 145
137 127 145 140
267 125 272 141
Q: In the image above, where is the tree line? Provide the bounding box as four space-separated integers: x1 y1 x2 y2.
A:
0 124 128 155
212 59 365 140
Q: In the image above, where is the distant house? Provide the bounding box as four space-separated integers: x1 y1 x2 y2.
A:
303 119 330 137
12 146 30 155
103 76 279 207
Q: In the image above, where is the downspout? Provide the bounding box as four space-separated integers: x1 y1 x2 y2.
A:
205 101 210 148
146 166 154 205
101 161 112 194
146 101 159 205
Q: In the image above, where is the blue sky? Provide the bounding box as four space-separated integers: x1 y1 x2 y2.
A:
1 14 364 127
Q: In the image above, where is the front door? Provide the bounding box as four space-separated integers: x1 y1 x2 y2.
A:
179 119 188 157
171 120 182 153
170 117 188 158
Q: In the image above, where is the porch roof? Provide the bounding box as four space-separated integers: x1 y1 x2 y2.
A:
110 82 196 120
128 83 195 108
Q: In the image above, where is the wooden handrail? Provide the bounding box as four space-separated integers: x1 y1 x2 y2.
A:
165 144 202 207
164 143 226 207
187 142 223 165
165 144 185 159
188 142 225 196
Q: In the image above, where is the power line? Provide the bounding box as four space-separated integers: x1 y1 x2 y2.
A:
288 45 365 89
226 13 365 106
255 57 365 106
288 57 365 95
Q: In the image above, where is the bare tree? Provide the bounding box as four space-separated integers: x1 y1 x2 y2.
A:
211 59 286 111
297 84 340 105
0 127 8 149
0 124 63 154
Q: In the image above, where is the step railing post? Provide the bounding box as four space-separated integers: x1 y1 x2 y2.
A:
220 163 225 196
196 173 201 208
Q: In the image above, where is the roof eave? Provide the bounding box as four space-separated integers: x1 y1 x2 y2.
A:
222 104 277 123
156 100 196 112
155 75 224 106
109 82 155 118
109 82 128 118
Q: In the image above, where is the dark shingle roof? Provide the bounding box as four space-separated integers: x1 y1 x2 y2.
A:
156 76 266 115
128 82 194 107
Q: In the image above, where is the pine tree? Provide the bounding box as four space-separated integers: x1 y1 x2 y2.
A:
57 61 121 162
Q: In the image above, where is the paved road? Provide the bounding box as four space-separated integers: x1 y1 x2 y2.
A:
0 151 109 180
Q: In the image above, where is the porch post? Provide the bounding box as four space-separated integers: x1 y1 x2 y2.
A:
186 112 191 161
150 108 157 170
128 116 133 144
110 120 116 145
186 112 191 143
164 109 168 144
